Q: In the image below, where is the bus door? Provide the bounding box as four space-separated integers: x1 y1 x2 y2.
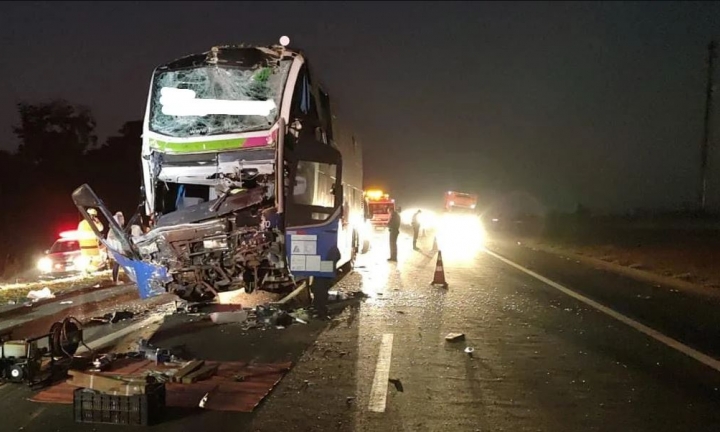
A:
284 135 344 279
71 184 171 299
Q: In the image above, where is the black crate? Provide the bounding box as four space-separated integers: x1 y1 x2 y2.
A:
73 383 166 426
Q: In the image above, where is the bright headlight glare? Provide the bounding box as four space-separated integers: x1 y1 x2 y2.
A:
74 255 91 271
37 257 52 273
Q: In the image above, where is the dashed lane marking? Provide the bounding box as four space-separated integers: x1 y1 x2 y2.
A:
486 249 720 373
368 333 395 412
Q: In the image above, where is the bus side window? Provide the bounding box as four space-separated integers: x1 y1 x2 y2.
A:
290 66 320 127
293 161 338 221
318 88 333 143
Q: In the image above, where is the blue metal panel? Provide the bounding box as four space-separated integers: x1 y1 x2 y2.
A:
109 249 172 300
286 215 340 278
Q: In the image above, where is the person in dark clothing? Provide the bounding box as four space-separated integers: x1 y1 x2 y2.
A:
388 206 402 261
411 209 422 250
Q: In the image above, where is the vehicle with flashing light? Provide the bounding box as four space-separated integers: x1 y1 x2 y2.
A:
444 191 478 214
71 36 368 302
37 231 108 279
364 190 396 230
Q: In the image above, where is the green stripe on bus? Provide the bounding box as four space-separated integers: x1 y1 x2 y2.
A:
149 137 247 153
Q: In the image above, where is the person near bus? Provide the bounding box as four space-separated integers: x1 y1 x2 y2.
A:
412 209 422 250
388 206 402 262
77 208 104 270
106 211 125 284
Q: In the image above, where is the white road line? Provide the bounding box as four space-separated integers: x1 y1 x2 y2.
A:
486 249 720 373
76 314 165 354
368 333 395 413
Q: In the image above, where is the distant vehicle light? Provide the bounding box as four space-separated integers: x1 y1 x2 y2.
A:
37 257 52 273
365 189 385 200
59 230 80 240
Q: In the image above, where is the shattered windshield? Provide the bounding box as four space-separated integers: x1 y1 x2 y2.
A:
149 60 292 138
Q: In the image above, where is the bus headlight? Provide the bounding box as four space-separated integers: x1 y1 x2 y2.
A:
37 257 52 273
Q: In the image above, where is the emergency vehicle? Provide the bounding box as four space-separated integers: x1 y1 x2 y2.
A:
37 231 108 279
364 190 396 230
444 191 478 213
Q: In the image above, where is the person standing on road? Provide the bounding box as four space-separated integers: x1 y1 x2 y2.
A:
412 209 422 250
77 208 104 270
388 206 402 262
106 211 125 284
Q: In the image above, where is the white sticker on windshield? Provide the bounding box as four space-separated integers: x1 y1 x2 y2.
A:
160 87 277 117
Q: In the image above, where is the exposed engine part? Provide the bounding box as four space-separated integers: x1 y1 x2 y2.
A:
134 178 290 301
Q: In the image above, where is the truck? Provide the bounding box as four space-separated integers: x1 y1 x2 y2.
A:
72 37 368 302
363 190 396 230
444 191 478 213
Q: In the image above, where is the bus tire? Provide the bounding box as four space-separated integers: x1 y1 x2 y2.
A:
361 238 370 254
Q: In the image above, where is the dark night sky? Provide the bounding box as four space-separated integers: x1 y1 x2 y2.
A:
1 1 719 213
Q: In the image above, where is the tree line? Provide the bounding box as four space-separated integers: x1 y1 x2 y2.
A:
0 100 142 280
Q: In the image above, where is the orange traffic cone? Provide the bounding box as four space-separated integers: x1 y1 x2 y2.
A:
430 250 448 288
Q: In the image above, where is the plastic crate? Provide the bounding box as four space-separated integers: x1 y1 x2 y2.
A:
73 383 166 426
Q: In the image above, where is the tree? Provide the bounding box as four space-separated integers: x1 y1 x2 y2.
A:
85 120 144 218
13 99 97 172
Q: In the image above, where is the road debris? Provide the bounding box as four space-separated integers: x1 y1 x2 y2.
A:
210 309 249 324
137 339 174 364
26 287 54 301
389 378 404 392
90 310 135 324
328 290 348 301
445 332 465 342
90 353 116 372
464 347 475 357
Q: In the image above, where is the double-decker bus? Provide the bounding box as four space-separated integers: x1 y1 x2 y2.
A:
72 37 367 302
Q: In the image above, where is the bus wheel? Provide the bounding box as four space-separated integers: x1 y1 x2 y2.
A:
361 238 370 254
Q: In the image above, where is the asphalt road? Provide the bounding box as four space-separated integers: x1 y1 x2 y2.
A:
251 232 720 431
5 230 720 431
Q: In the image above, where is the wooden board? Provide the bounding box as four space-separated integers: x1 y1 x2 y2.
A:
181 363 218 384
31 359 293 413
172 360 204 383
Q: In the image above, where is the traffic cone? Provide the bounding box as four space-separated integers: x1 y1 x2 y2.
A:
431 236 438 251
430 250 448 288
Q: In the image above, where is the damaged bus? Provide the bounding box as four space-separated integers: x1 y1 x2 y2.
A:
72 37 368 302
